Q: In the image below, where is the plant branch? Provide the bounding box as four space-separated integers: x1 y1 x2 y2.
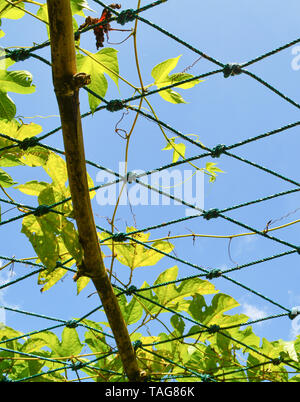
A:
46 0 144 382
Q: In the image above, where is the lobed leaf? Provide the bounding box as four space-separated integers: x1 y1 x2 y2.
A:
151 55 201 104
76 48 119 113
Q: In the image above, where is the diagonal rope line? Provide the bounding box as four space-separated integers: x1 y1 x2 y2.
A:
1 0 300 382
99 227 292 313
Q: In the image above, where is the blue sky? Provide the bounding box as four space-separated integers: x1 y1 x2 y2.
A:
1 0 300 355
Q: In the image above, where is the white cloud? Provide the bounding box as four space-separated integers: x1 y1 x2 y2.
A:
242 303 267 324
290 316 300 340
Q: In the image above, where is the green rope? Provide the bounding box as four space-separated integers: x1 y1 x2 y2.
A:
2 0 300 382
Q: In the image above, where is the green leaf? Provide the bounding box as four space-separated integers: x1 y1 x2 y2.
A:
0 167 16 187
0 154 25 167
76 48 119 113
188 293 239 326
70 0 95 15
37 232 77 293
205 162 224 175
153 266 217 309
29 327 83 358
0 91 16 120
170 315 185 336
156 333 173 354
205 162 225 182
38 265 68 292
162 137 186 163
220 325 260 354
278 339 298 362
36 4 49 36
38 154 73 215
151 56 201 104
294 334 300 355
37 237 74 292
15 181 49 196
59 327 83 357
43 152 68 187
83 320 110 356
28 331 61 355
20 181 81 283
247 338 289 382
0 119 49 167
22 337 51 354
60 219 83 265
21 213 60 270
76 276 91 295
0 0 24 19
99 227 174 269
137 281 161 315
0 69 35 120
0 69 35 94
0 119 42 141
118 294 143 325
0 325 23 341
37 171 73 218
151 56 182 83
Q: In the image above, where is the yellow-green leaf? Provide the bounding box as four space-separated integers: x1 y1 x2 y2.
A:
99 227 174 269
76 48 119 113
76 276 91 295
0 0 24 19
15 181 49 196
154 266 217 308
151 55 201 104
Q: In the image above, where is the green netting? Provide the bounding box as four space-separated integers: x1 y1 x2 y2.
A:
0 0 300 382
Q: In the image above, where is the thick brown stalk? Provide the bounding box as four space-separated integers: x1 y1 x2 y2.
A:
46 0 143 382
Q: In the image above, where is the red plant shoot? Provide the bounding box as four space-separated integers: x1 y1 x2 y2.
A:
79 4 122 49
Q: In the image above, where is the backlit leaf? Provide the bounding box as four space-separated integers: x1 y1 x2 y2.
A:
151 55 201 104
76 48 119 113
99 227 174 269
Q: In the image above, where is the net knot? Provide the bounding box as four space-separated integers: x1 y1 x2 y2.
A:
65 320 78 329
206 269 222 280
208 324 220 334
126 171 137 183
133 340 142 350
106 99 124 112
8 48 31 62
200 374 214 382
19 136 39 151
33 204 51 217
223 63 242 78
116 9 136 25
202 208 220 220
211 144 226 158
271 356 283 366
111 232 127 242
288 306 300 320
71 361 85 371
125 285 137 296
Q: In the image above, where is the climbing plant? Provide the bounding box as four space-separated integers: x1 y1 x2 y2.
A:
1 0 300 382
